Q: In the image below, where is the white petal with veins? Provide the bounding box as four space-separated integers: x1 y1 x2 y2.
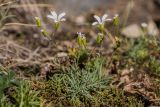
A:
92 22 98 26
102 14 108 22
60 18 66 22
47 15 55 20
58 12 66 20
51 11 57 19
47 11 66 23
94 15 101 24
106 19 112 21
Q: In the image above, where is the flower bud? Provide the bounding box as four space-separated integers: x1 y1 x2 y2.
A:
35 17 42 28
98 24 105 32
97 33 104 44
41 29 48 37
77 35 82 45
113 14 119 26
82 36 87 46
77 32 87 48
53 22 60 30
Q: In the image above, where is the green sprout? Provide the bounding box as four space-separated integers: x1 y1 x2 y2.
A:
113 14 119 26
77 32 87 49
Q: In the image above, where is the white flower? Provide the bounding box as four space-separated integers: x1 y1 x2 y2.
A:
77 32 87 46
113 14 119 19
92 14 112 26
47 11 66 23
77 32 86 39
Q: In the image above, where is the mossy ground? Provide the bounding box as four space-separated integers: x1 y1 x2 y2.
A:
0 1 160 107
0 36 160 107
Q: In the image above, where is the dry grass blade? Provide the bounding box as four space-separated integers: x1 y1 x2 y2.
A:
0 1 17 7
10 4 53 8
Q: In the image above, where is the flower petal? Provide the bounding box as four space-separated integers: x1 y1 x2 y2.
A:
77 32 82 35
92 22 98 26
60 18 66 22
94 15 101 24
47 15 55 20
51 11 57 19
106 18 112 21
58 12 66 21
102 14 108 22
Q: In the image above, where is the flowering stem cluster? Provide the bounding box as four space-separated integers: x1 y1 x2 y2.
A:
35 11 66 39
35 17 49 38
35 11 121 54
92 14 120 47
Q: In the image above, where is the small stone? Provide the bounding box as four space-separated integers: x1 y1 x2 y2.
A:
121 69 131 76
75 15 86 25
120 75 130 84
147 20 159 36
57 52 68 57
122 24 141 38
57 46 64 51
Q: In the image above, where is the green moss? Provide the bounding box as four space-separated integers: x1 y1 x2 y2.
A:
129 38 149 62
93 88 144 107
41 57 145 106
150 57 160 76
42 57 111 106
